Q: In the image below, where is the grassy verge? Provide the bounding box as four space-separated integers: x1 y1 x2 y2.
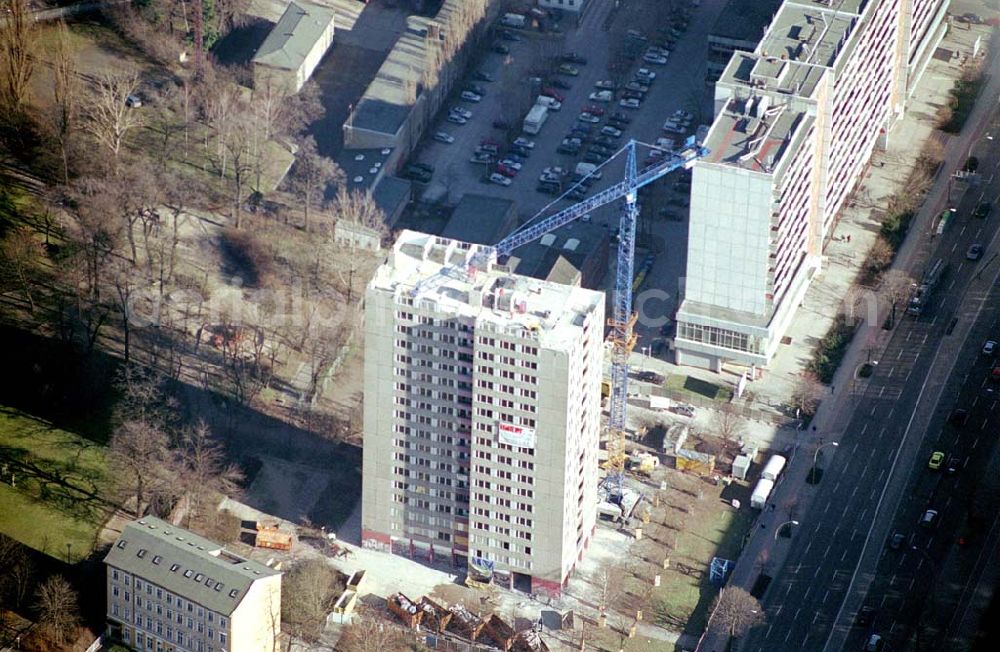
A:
807 314 857 383
665 375 733 402
649 505 753 635
0 406 113 562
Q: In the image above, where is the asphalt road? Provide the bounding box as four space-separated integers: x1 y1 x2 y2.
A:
740 113 1000 652
836 127 1000 650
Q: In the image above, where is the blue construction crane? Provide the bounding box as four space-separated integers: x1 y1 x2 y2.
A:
411 136 708 475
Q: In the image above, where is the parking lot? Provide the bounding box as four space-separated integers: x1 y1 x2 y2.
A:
405 0 727 338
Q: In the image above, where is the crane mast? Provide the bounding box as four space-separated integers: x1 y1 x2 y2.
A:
409 138 708 480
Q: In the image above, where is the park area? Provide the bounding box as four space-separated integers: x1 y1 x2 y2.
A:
0 406 114 563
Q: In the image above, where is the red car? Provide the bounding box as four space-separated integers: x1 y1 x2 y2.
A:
541 88 565 102
582 104 605 116
496 163 517 178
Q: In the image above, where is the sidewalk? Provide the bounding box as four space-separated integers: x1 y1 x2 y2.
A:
694 16 999 652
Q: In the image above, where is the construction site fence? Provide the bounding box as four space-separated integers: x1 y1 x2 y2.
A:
652 388 799 427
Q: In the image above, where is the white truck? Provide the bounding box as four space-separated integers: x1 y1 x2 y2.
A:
501 13 527 28
523 104 549 135
750 478 775 510
761 454 787 481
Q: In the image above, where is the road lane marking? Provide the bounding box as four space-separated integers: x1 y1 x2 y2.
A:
841 548 848 562
824 544 831 558
823 590 830 604
909 577 916 590
890 574 896 586
805 540 813 555
815 566 822 578
861 424 868 435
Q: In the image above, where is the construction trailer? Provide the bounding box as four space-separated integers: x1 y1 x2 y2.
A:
254 522 293 551
761 454 787 481
750 478 775 510
484 614 517 651
732 454 752 481
387 592 423 628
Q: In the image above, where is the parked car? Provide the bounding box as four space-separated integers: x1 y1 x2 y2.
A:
622 90 646 100
496 164 517 178
625 81 650 93
473 70 495 82
919 509 939 528
470 153 495 164
984 340 997 355
461 91 482 102
562 52 588 64
536 182 561 195
928 451 945 469
595 80 616 90
499 29 521 42
499 158 522 171
557 64 580 76
635 67 657 80
610 111 631 123
581 104 605 116
489 172 512 186
973 202 992 218
568 187 588 200
508 146 529 159
590 144 615 156
589 90 614 103
432 131 455 144
578 112 601 123
857 606 877 627
967 243 984 260
619 98 641 109
557 143 581 155
547 78 572 90
542 166 568 177
451 106 472 119
542 88 566 102
888 533 905 550
583 151 606 164
447 113 468 124
125 94 143 108
402 165 432 182
643 53 668 65
946 456 961 475
491 119 510 130
513 136 536 149
493 42 510 54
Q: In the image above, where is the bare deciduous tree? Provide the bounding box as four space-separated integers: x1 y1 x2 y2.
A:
83 69 143 173
337 605 409 652
0 226 41 313
33 575 79 647
712 402 746 449
109 419 171 515
175 421 244 523
790 373 824 419
0 534 33 611
280 559 342 642
865 236 894 276
328 187 386 302
289 136 344 232
50 20 78 183
710 587 765 639
0 0 38 113
880 268 913 329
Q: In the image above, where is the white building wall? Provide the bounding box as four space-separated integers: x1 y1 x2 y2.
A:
686 164 774 316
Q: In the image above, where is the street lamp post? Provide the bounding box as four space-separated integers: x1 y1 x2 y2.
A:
774 520 800 541
809 441 839 483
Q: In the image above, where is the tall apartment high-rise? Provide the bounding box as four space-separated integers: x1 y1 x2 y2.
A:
675 0 949 370
362 231 605 596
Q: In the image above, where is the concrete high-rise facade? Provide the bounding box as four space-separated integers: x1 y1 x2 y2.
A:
362 231 604 596
675 0 948 370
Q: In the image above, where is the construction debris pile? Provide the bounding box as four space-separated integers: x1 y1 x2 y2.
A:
386 592 549 651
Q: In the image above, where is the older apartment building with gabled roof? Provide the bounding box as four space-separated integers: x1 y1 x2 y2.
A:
104 517 281 652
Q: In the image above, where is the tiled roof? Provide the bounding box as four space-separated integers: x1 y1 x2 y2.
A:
104 517 280 616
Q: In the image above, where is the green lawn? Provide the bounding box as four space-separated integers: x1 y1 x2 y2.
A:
0 406 113 562
650 499 753 635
